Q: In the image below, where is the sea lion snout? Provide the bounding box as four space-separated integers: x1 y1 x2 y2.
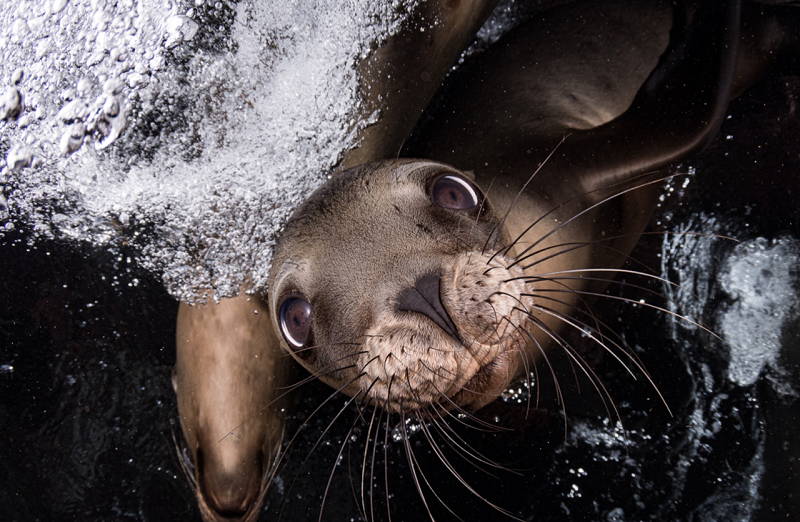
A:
357 251 533 413
197 448 263 521
174 296 284 522
395 271 461 343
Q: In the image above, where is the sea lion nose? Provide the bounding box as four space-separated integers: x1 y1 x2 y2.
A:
396 272 461 343
197 448 262 521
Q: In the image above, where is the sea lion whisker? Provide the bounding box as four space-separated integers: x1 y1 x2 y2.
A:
413 411 524 521
519 266 708 306
517 323 569 436
170 424 198 489
521 292 629 361
497 314 539 414
507 172 675 269
531 285 718 342
408 363 511 431
524 308 638 448
319 406 364 522
525 224 736 277
429 401 510 437
412 375 511 431
518 270 645 382
428 404 521 472
421 410 513 481
401 388 504 474
528 272 703 344
515 229 736 274
280 388 364 519
429 384 512 432
370 407 386 522
383 387 393 522
511 228 672 275
399 411 453 522
359 405 379 522
275 372 368 519
524 301 638 382
418 410 503 481
522 299 653 429
523 285 658 391
487 135 569 254
272 359 360 393
353 374 382 422
513 235 654 273
490 168 660 266
519 293 680 414
512 228 687 273
346 434 368 522
219 362 356 444
418 359 459 381
410 358 510 403
483 300 536 414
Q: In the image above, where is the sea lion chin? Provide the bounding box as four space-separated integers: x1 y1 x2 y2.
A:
267 160 536 414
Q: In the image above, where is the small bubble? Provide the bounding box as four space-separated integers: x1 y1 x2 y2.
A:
11 68 24 85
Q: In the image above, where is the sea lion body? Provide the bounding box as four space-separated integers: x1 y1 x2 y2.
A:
268 0 800 416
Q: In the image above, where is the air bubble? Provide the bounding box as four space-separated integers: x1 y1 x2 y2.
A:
164 15 199 49
0 88 23 121
6 145 33 171
52 0 68 13
60 123 87 156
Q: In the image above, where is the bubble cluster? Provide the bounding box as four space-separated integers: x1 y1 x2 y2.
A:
0 0 416 302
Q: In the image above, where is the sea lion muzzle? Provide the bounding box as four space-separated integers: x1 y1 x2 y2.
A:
395 272 461 344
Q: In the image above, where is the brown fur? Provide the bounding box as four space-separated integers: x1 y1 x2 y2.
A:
174 294 285 521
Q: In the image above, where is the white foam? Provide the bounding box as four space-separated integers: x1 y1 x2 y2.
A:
1 0 415 302
717 236 799 389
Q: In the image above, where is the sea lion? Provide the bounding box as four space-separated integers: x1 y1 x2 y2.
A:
176 0 800 518
266 0 736 414
173 294 286 521
269 0 800 416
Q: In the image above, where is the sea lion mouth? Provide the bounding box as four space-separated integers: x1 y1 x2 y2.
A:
358 252 532 414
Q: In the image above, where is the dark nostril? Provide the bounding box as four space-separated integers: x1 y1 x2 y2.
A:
396 272 461 343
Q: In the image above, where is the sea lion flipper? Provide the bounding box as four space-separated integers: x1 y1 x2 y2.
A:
565 0 742 195
342 0 498 169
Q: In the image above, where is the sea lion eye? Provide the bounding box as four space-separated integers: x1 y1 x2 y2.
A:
279 294 312 349
429 173 479 210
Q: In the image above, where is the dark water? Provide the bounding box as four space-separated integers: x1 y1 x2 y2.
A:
1 47 799 522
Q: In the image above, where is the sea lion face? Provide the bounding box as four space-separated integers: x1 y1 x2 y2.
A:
268 159 533 413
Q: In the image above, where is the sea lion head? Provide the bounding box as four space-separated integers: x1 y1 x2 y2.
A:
174 296 284 522
268 159 533 414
